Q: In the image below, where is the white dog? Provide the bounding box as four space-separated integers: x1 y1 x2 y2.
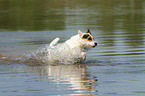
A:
49 29 97 63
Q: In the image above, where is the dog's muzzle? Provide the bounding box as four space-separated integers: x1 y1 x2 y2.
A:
90 42 97 48
95 42 97 46
93 42 97 48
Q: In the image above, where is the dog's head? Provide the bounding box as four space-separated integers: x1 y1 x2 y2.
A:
78 29 97 48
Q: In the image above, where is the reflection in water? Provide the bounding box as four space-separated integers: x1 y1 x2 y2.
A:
25 64 98 95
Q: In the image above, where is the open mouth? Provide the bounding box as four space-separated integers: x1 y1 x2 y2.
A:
89 45 96 48
89 43 97 48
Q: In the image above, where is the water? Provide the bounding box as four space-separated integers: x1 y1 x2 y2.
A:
1 0 145 96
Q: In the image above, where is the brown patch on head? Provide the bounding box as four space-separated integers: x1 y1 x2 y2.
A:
82 33 94 42
82 34 89 39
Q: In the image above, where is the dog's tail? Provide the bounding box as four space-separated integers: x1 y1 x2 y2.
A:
49 38 60 48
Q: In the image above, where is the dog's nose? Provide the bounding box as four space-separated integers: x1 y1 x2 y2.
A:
95 42 97 46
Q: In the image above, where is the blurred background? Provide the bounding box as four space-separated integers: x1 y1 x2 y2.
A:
0 0 145 31
0 0 145 63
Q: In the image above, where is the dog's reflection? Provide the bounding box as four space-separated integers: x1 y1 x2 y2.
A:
26 64 98 95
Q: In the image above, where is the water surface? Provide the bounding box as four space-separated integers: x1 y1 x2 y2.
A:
0 0 145 96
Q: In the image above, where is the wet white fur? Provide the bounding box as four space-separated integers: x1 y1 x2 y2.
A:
49 30 97 62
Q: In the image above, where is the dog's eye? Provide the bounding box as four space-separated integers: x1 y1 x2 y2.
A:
83 35 89 39
88 37 92 41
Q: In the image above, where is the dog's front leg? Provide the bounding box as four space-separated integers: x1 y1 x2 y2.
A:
81 52 86 61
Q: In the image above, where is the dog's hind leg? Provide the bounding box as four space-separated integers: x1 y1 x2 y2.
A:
49 38 60 48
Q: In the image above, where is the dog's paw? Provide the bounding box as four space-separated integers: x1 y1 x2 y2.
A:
81 52 86 61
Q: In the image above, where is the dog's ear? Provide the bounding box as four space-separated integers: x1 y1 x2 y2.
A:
87 29 91 34
78 30 83 37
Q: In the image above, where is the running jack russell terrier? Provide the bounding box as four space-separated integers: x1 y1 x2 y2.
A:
49 29 97 62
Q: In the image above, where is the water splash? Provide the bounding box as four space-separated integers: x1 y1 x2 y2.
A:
22 43 82 65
